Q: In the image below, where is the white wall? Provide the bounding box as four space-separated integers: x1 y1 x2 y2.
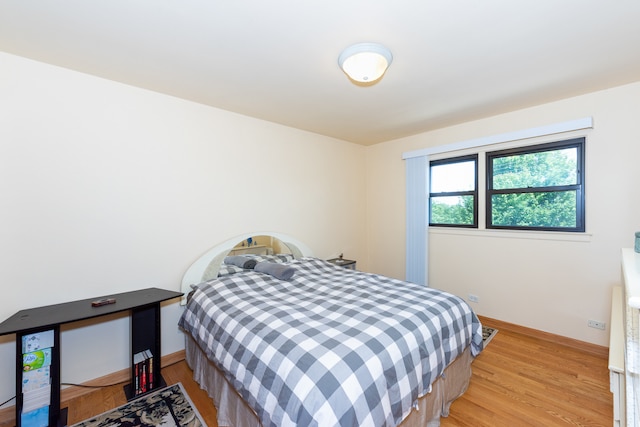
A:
366 81 640 347
0 52 367 404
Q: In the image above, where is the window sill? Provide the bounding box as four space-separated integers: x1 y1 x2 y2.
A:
428 227 592 243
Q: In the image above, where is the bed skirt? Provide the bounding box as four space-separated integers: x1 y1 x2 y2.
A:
185 335 472 427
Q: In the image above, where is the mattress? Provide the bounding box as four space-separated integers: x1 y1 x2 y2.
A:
185 334 473 427
179 257 483 426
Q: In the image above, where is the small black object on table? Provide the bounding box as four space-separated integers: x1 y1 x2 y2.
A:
326 255 357 270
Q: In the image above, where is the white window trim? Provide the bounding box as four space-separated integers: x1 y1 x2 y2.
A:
429 227 592 242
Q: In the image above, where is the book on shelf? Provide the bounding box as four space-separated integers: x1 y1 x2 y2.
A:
22 385 51 413
20 405 49 427
23 348 52 371
133 349 154 395
22 330 54 354
22 366 51 392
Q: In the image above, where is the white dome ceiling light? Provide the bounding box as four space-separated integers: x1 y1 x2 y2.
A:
338 42 393 84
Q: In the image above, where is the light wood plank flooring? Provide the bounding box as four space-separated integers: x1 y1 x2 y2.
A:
1 317 612 426
440 317 611 426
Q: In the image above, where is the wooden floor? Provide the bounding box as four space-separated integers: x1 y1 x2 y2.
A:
1 317 612 426
440 317 612 426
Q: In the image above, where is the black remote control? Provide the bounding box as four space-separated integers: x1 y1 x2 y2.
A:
91 298 116 307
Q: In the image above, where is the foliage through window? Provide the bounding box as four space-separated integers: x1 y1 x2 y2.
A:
429 155 478 227
486 138 585 231
428 138 586 232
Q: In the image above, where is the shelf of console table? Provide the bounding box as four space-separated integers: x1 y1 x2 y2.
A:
0 287 182 427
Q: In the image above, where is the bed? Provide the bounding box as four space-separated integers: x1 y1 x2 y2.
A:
178 236 483 427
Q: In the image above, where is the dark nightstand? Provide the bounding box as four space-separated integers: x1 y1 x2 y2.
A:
327 257 356 270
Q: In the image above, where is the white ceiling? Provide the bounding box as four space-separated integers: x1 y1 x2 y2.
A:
1 1 639 145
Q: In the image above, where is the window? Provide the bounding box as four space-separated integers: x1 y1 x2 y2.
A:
428 137 586 232
429 155 478 227
486 138 585 232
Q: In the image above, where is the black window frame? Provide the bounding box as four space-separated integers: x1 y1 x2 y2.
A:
429 154 478 228
486 137 585 232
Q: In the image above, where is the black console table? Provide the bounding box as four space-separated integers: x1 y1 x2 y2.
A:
0 287 182 427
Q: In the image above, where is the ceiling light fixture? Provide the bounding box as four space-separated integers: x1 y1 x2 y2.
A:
338 42 393 84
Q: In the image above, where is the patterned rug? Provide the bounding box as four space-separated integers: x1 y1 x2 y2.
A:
482 325 498 346
71 382 206 427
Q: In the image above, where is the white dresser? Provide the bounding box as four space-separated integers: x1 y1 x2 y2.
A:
609 286 627 427
621 248 640 427
611 285 626 426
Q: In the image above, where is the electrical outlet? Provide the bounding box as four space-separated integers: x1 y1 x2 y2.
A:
468 294 479 303
587 320 606 330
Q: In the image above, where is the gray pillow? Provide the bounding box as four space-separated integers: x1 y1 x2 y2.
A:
224 255 257 269
255 262 296 281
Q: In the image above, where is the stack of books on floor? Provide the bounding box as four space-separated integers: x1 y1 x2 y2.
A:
133 349 154 396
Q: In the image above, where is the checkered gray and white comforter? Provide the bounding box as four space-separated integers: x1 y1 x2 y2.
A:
179 257 483 427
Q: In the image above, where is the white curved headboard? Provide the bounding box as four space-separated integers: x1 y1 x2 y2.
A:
180 232 313 304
